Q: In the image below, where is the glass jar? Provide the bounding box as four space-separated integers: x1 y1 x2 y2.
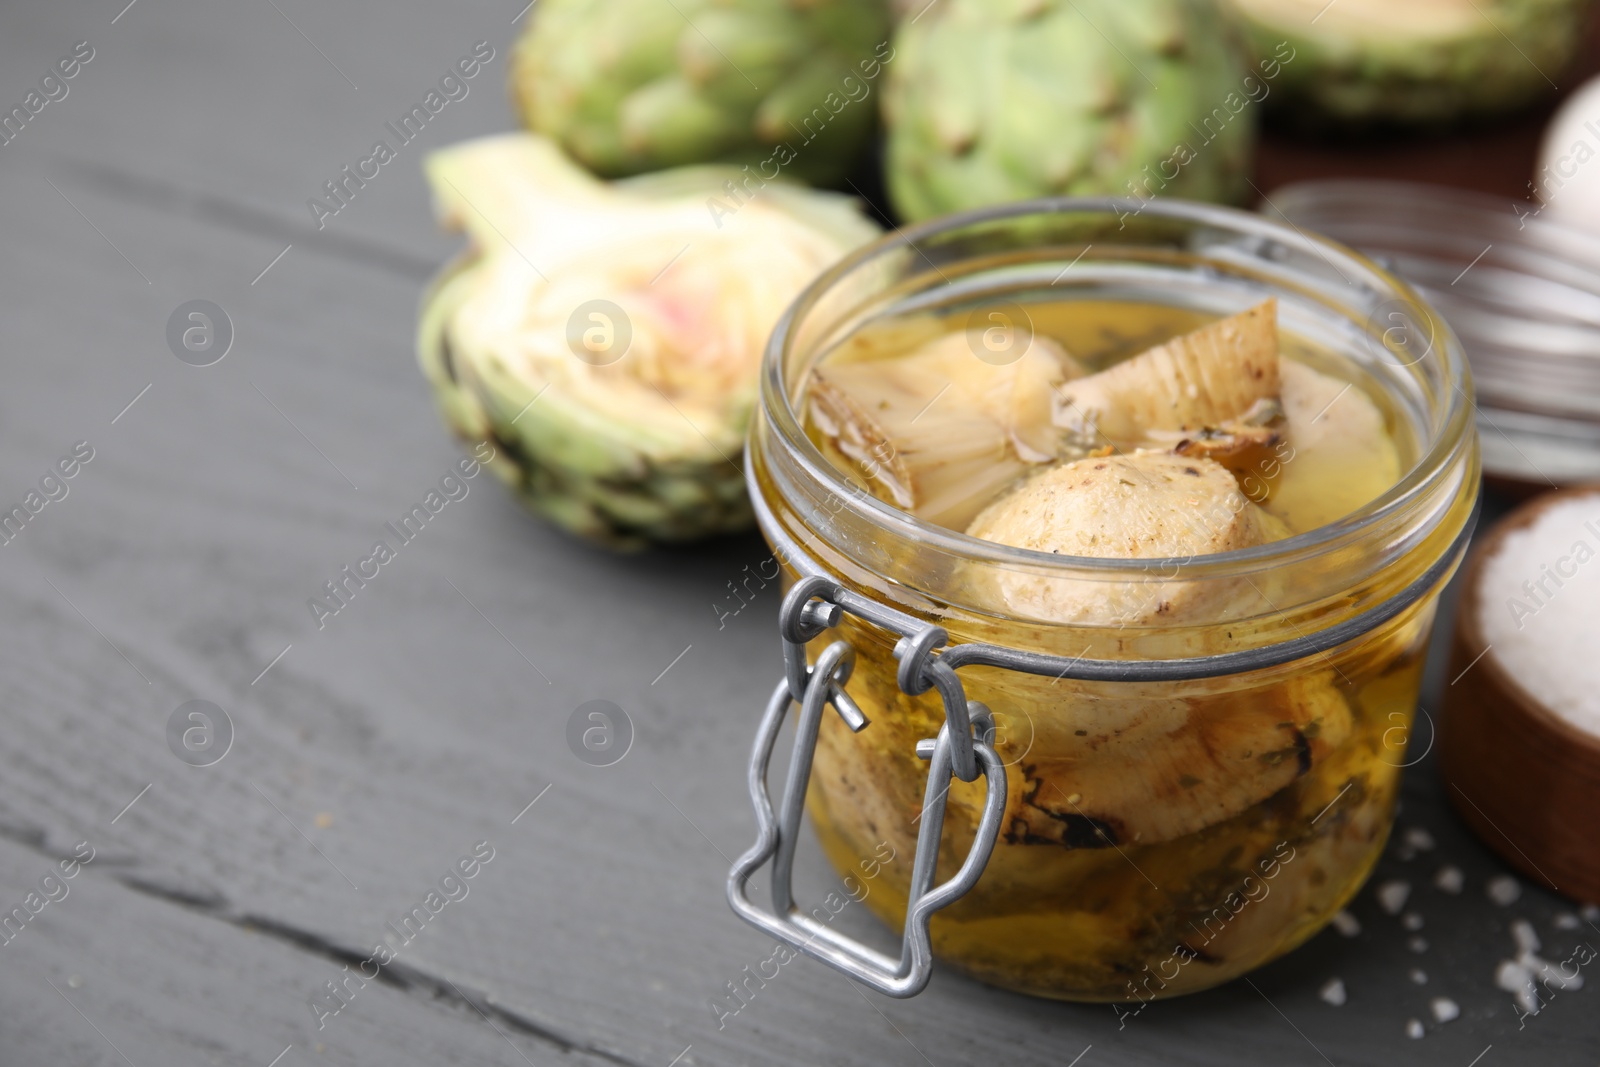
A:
728 199 1479 1003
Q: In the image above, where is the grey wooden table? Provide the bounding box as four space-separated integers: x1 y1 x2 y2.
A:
1 4 1595 1065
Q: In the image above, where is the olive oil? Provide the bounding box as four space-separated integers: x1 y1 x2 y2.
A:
783 297 1422 1000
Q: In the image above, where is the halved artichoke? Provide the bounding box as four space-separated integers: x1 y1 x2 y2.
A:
418 134 878 549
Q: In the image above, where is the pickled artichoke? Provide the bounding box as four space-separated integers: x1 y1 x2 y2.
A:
1004 671 1352 847
418 133 878 548
883 0 1254 222
966 300 1295 628
808 329 1081 530
943 306 1349 882
806 301 1289 537
799 296 1409 999
967 451 1286 625
510 0 892 182
1054 301 1280 448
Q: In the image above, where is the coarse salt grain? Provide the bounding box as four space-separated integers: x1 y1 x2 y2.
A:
1377 880 1411 915
1405 1018 1425 1039
1511 919 1541 955
1537 958 1585 991
1319 977 1346 1006
1497 959 1533 993
1409 936 1429 954
1331 910 1361 937
1434 866 1464 894
1501 921 1586 997
1477 495 1600 734
1404 828 1437 851
1430 997 1460 1023
1554 912 1581 930
1403 912 1425 931
1583 903 1600 923
1410 968 1428 985
1487 875 1522 906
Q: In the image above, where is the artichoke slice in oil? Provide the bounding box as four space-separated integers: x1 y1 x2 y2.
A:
1006 672 1353 848
807 330 1081 531
966 451 1285 626
1054 300 1282 451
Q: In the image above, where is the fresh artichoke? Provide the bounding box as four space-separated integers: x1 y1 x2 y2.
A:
418 133 878 549
1227 0 1594 126
510 0 893 183
883 0 1255 223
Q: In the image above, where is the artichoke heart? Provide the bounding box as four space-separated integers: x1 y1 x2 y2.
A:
1054 300 1281 451
1007 673 1353 848
419 133 878 548
966 452 1283 625
955 298 1403 624
808 331 1081 530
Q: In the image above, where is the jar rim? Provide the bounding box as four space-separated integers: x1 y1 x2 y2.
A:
758 195 1476 582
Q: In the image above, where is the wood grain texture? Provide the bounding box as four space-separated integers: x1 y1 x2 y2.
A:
0 835 624 1067
1 3 1597 1065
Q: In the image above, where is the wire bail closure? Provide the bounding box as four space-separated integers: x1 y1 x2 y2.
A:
726 577 1009 998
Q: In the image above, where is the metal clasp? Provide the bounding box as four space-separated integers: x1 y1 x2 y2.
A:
726 578 1008 998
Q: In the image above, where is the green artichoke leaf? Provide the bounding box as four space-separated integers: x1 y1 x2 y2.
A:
617 165 886 252
677 8 809 99
418 133 880 548
619 78 750 166
753 60 877 151
1226 0 1591 126
884 0 1257 221
516 2 681 135
511 0 891 182
425 135 605 252
417 253 494 444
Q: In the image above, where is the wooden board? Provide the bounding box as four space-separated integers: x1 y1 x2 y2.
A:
1 3 1597 1065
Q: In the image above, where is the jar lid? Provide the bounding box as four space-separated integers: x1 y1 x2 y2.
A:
1263 180 1600 488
